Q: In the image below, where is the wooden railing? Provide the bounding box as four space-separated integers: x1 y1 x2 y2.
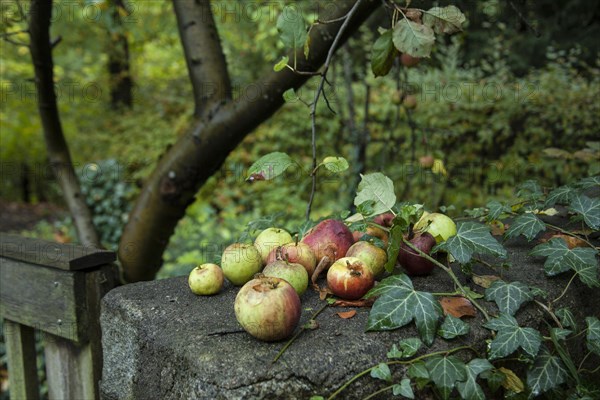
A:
0 233 117 399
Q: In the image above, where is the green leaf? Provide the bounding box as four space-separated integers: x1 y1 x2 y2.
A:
527 349 569 396
422 6 466 35
384 225 402 273
322 156 349 173
371 30 396 77
393 378 415 399
366 274 443 345
530 238 599 286
392 204 423 231
545 185 576 207
456 359 494 400
486 200 511 221
504 213 546 241
585 316 600 355
485 280 533 316
574 175 600 190
551 328 572 341
387 337 422 359
438 315 470 339
441 222 507 264
425 355 468 397
274 56 289 72
247 152 295 181
370 362 392 382
517 180 543 201
354 173 396 216
356 200 377 217
556 308 577 330
304 34 311 59
392 19 435 58
407 361 429 380
481 369 506 393
282 88 297 102
569 193 600 230
483 314 542 360
276 8 307 52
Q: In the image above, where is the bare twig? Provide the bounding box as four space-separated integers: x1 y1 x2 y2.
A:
305 0 364 221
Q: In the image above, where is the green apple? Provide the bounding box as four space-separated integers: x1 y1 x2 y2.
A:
254 227 293 264
263 260 309 296
221 243 263 286
345 241 387 278
414 212 457 243
188 263 224 295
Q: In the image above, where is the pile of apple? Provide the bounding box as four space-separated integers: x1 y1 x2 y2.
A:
188 212 457 342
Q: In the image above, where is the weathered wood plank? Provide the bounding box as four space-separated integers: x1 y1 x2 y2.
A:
3 319 40 400
0 233 115 271
0 259 86 342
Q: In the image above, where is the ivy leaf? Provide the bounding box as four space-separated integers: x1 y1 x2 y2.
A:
530 238 599 286
387 337 422 359
424 355 467 398
392 19 435 58
517 180 543 201
504 213 546 241
485 280 533 316
527 349 569 396
456 358 494 400
276 8 307 53
586 316 600 355
408 361 429 380
556 308 577 330
483 314 542 360
365 274 443 345
422 6 466 34
392 378 415 399
545 185 576 207
569 193 600 230
438 315 470 339
371 30 396 77
385 229 403 274
247 152 294 181
440 222 507 264
486 200 511 221
365 274 412 298
322 156 349 173
551 328 572 341
370 363 392 382
574 175 600 190
481 369 506 393
354 173 396 216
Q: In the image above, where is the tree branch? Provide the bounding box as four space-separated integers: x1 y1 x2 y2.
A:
173 0 231 118
119 0 381 282
29 0 100 248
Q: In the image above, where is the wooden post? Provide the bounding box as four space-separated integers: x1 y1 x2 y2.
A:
3 320 40 400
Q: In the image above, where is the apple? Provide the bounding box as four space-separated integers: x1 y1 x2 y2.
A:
265 242 317 276
352 226 389 247
327 257 375 300
391 89 404 105
400 53 420 67
188 263 224 295
398 232 436 276
346 241 387 278
234 276 301 342
301 219 354 263
221 243 263 286
414 212 457 243
254 227 293 264
263 260 309 296
373 212 395 227
403 94 417 109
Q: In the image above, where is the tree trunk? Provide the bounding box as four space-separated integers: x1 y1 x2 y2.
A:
118 0 381 282
29 0 101 248
107 0 133 110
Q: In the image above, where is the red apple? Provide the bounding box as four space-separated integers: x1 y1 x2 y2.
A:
263 260 309 296
327 257 375 300
301 219 354 263
397 232 437 276
373 212 395 227
346 241 387 278
400 53 420 67
265 242 317 276
234 276 301 342
188 263 224 295
352 226 389 247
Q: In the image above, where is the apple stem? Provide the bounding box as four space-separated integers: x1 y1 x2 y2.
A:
402 238 491 322
272 302 329 364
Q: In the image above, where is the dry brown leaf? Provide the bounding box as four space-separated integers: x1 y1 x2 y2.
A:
538 233 587 249
336 310 357 319
499 367 524 393
439 296 476 318
332 298 376 308
489 220 506 236
473 274 501 289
